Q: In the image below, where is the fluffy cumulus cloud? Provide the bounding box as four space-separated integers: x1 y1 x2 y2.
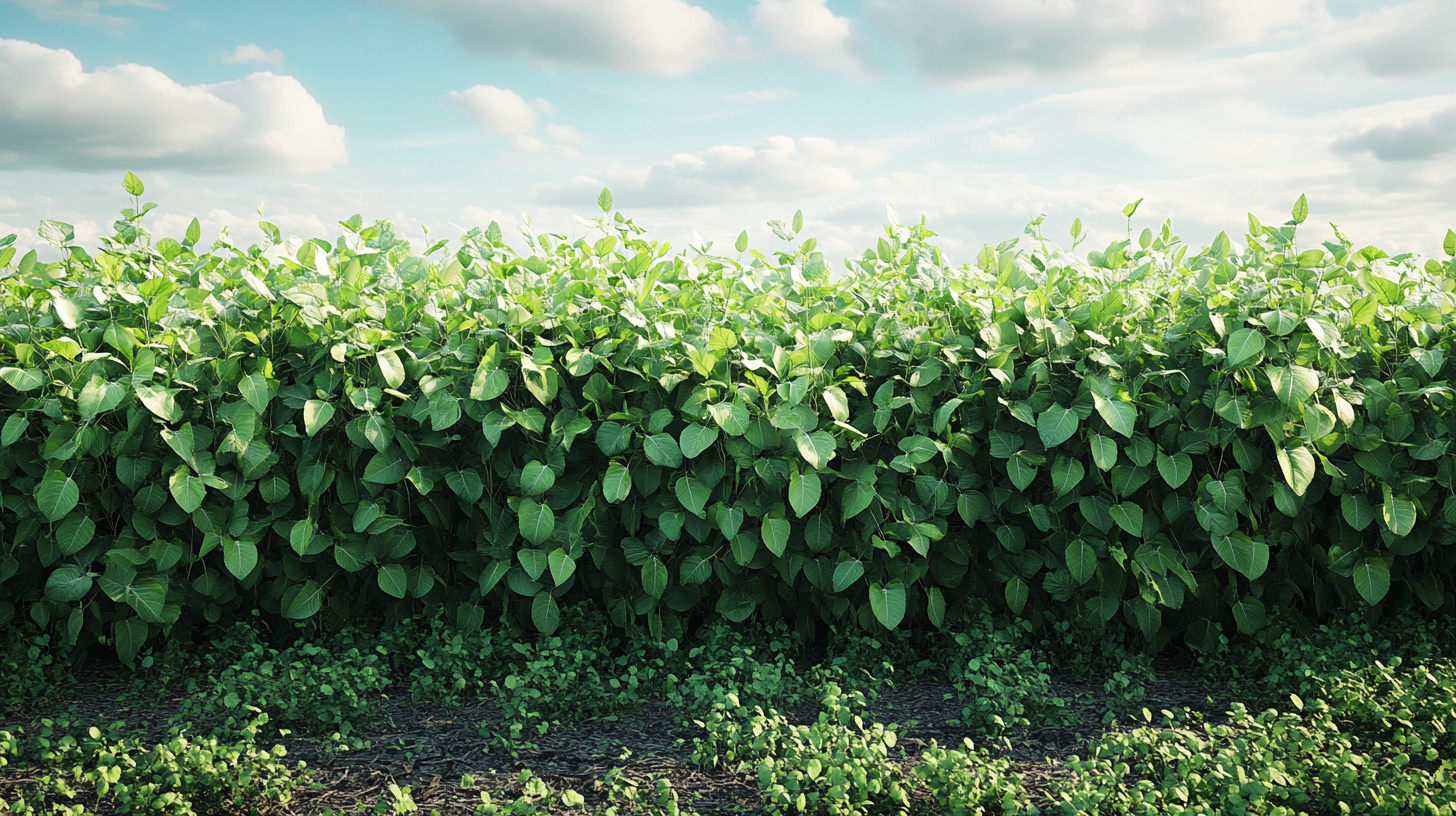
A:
379 0 735 76
443 85 583 155
0 39 347 174
751 0 873 75
538 135 887 209
864 0 1317 83
220 44 285 68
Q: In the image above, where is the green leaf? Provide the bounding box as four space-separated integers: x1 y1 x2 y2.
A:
222 538 258 579
238 373 272 414
1291 193 1308 225
1341 493 1376 531
708 402 750 436
1 414 27 446
1156 452 1192 489
1225 329 1266 367
123 171 145 196
679 424 719 459
376 349 406 388
45 565 92 603
1092 393 1136 438
1006 453 1037 491
531 592 561 635
1352 557 1391 604
56 513 96 556
134 383 181 422
840 479 876 521
1213 533 1269 581
1381 486 1416 536
926 586 946 628
831 559 865 593
680 553 711 585
77 376 127 419
167 466 205 513
377 564 408 599
868 581 906 629
1445 228 1456 257
1050 456 1084 496
762 518 790 557
1065 539 1096 585
642 557 669 598
518 498 555 545
793 430 837 469
34 470 80 522
1089 434 1117 471
548 548 576 586
519 461 555 496
363 451 408 484
1005 576 1029 615
445 468 483 503
0 366 46 392
1277 445 1316 496
1122 198 1143 218
602 461 632 503
789 469 822 517
1036 405 1079 448
1232 596 1266 634
282 580 323 620
303 400 335 437
1109 502 1143 537
1266 365 1319 406
52 296 79 329
124 577 167 623
114 618 148 665
675 475 710 518
290 519 329 557
643 433 683 468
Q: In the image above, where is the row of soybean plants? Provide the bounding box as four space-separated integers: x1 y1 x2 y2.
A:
2 173 1455 663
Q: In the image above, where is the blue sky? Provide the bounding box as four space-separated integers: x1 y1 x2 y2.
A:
1 0 1453 265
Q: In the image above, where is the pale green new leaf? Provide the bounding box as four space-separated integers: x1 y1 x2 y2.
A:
376 349 406 388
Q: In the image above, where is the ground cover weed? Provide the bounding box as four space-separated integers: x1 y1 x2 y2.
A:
942 613 1069 735
0 629 71 713
0 711 300 815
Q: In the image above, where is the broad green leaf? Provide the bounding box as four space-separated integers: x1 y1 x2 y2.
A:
680 553 712 585
708 402 750 436
222 538 258 579
642 557 669 598
518 498 555 545
1381 486 1416 536
376 349 406 388
114 618 148 664
519 461 555 496
303 400 335 437
822 386 849 422
762 517 791 557
45 564 92 603
1092 393 1136 438
1 414 27 446
531 592 560 635
1050 456 1084 496
602 461 632 503
840 479 876 520
926 586 946 628
56 513 96 556
282 580 323 620
1277 445 1316 496
789 469 821 517
831 559 864 593
679 424 719 459
1225 328 1266 367
1037 405 1079 448
363 452 408 484
1352 557 1391 604
675 475 710 518
1109 502 1144 537
1065 539 1096 585
238 373 272 414
290 519 329 557
1005 576 1029 615
1232 596 1266 634
1213 533 1269 581
643 433 683 468
868 581 906 629
77 376 127 419
1089 434 1118 471
1006 452 1037 491
1341 493 1376 531
34 470 80 522
123 577 168 623
1156 452 1193 489
52 296 79 329
0 367 46 392
134 383 181 422
548 548 576 585
793 430 837 469
1291 193 1308 224
377 564 408 598
1266 365 1319 406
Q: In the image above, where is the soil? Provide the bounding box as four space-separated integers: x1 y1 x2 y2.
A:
0 653 1234 815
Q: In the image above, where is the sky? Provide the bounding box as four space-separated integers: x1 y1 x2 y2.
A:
1 0 1454 267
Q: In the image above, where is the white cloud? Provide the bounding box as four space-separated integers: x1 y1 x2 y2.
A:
1333 97 1456 162
443 85 539 134
10 0 166 31
544 123 585 145
751 0 873 75
725 88 797 103
1326 0 1456 77
378 0 736 76
538 135 887 208
220 44 285 68
865 0 1317 84
0 39 347 174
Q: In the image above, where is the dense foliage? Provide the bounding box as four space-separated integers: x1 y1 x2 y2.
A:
2 175 1456 666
